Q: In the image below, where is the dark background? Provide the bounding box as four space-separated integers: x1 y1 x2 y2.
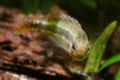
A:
0 0 120 33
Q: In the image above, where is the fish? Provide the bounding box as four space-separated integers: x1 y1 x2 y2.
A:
15 8 90 61
50 13 89 61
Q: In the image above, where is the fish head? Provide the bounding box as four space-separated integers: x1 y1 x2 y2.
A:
71 37 90 61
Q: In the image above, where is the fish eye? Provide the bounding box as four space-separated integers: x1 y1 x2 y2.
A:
72 45 75 50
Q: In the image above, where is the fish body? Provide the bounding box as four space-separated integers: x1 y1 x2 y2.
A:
36 13 90 61
15 13 89 61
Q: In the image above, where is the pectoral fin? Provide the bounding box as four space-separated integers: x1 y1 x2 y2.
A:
49 33 72 52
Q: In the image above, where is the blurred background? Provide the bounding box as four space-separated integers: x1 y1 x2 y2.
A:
0 1 120 80
0 0 120 34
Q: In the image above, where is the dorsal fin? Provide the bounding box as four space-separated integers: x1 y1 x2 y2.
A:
47 5 68 21
59 13 82 28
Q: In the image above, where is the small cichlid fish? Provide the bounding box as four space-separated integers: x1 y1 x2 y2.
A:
15 10 90 61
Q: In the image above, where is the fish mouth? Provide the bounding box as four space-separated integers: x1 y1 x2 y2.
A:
69 48 89 61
